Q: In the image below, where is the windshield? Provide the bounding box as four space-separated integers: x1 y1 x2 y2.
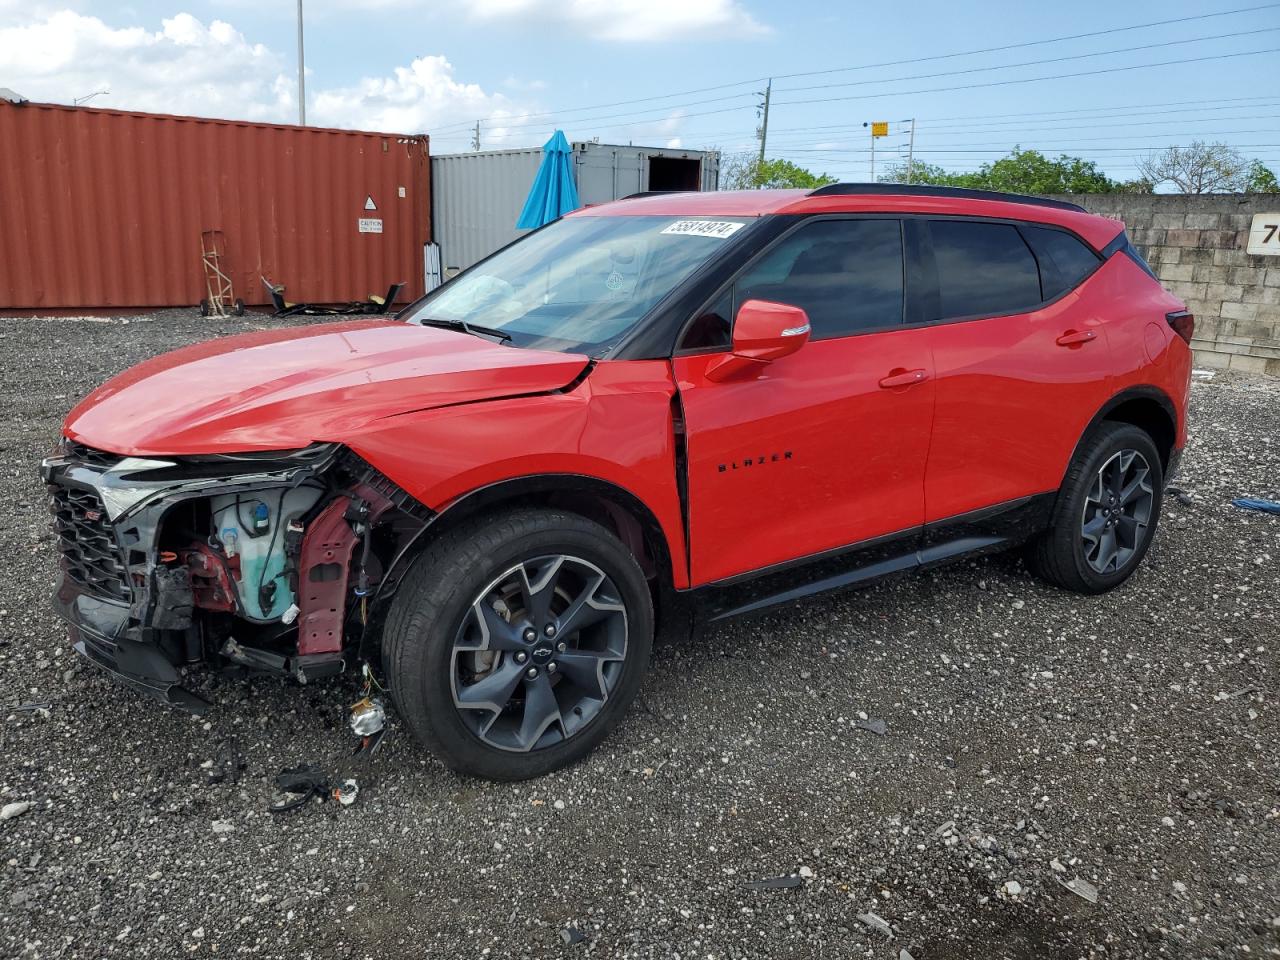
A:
404 215 750 354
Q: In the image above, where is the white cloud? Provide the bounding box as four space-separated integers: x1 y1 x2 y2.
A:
0 11 291 120
311 55 522 137
468 0 769 42
0 9 539 137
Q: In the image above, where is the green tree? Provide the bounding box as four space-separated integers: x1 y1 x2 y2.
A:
722 152 835 189
1245 160 1279 193
877 161 965 186
882 149 1117 193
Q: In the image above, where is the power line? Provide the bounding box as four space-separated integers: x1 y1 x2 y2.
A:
773 27 1280 95
773 48 1280 106
657 100 1280 144
760 116 1280 147
766 2 1280 82
425 3 1278 136
689 95 1280 139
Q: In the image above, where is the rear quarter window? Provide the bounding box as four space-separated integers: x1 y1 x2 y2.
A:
1022 224 1102 300
928 220 1041 320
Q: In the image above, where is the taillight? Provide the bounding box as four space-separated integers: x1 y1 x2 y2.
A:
1167 311 1194 345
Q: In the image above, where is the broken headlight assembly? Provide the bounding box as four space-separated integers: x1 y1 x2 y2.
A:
43 440 431 710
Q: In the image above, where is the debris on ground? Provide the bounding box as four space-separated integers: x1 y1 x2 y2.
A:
1214 686 1260 702
857 911 893 937
268 764 334 813
854 717 889 736
1165 485 1195 507
1232 497 1280 515
12 701 52 714
558 926 587 945
1 801 32 821
205 737 246 786
334 779 359 807
1057 876 1099 904
744 875 805 890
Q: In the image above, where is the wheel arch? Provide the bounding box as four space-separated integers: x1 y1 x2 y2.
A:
426 474 675 583
1070 385 1178 476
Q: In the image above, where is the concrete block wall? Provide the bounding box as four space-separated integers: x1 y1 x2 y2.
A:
1043 194 1280 375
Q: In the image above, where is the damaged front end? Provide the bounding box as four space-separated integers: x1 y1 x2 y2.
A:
41 440 431 712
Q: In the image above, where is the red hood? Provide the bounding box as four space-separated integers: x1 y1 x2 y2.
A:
64 320 590 455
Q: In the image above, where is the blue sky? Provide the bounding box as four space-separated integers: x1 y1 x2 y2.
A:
3 0 1278 180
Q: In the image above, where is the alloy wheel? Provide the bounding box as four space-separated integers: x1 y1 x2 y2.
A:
450 555 628 752
1080 448 1155 575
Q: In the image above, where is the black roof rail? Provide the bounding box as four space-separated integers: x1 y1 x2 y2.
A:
807 182 1087 213
618 190 692 200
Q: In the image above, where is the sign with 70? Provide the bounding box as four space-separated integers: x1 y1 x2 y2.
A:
1246 213 1280 256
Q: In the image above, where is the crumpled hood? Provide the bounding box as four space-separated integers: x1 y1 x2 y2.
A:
65 319 590 455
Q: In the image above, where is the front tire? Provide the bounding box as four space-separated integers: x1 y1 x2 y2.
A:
1029 422 1164 594
381 509 653 780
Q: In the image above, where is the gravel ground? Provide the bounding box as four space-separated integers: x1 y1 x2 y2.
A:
1 311 1278 960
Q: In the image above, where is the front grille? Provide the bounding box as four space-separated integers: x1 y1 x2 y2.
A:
49 485 132 602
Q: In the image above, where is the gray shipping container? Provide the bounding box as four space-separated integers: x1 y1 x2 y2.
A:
430 141 720 273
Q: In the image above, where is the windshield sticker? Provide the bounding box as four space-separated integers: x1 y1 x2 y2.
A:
660 220 746 240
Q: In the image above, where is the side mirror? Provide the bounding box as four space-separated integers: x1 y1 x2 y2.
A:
706 299 810 382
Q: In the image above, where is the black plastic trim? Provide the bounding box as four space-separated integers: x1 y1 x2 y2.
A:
1065 384 1179 473
808 182 1087 212
694 492 1057 622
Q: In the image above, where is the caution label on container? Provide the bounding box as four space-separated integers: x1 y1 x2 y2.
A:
358 218 383 234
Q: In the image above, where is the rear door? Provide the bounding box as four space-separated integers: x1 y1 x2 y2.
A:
921 218 1114 523
673 217 936 586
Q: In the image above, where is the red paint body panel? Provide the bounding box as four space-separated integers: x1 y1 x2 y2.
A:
0 101 429 310
673 328 935 584
64 320 589 455
1097 256 1193 448
341 361 692 588
923 286 1115 521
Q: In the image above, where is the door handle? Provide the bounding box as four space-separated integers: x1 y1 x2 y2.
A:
878 368 928 389
1055 329 1097 347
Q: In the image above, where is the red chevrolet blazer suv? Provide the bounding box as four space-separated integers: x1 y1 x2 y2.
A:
43 184 1191 780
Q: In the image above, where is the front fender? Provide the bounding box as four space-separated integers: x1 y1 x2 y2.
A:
338 360 689 587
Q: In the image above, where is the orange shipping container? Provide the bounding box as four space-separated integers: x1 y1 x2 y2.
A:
0 101 430 312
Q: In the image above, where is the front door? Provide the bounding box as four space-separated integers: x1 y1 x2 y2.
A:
672 217 936 586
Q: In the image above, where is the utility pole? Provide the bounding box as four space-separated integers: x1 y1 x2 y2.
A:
296 0 306 125
471 120 482 151
906 118 916 183
756 78 772 181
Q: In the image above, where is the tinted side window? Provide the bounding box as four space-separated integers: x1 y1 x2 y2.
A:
1022 224 1102 299
733 219 904 340
929 220 1040 320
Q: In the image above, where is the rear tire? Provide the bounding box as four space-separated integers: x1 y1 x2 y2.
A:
1029 422 1164 594
381 508 653 780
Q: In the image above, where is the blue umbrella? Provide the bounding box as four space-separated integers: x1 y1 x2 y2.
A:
516 130 579 229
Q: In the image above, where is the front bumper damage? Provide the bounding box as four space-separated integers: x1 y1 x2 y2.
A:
41 441 429 713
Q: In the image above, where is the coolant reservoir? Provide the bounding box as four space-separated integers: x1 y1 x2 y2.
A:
209 487 323 622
